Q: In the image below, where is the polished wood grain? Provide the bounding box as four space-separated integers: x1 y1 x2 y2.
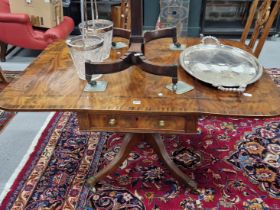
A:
0 38 279 118
111 5 122 28
240 0 280 57
120 0 131 29
77 112 196 133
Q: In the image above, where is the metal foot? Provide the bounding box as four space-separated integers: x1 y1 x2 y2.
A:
112 42 128 49
169 43 186 51
87 176 97 192
190 188 200 195
84 80 108 92
166 81 194 94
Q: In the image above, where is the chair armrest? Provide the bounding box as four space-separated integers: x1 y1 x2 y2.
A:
44 16 74 43
0 13 30 24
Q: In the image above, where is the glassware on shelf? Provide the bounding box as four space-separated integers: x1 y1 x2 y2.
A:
66 35 104 81
79 19 113 60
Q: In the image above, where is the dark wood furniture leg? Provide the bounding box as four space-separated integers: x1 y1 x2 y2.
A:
0 70 8 83
87 133 142 191
87 133 198 192
0 41 7 62
0 66 8 83
146 133 198 190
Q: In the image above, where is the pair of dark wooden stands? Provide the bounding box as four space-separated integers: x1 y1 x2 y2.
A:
85 0 181 91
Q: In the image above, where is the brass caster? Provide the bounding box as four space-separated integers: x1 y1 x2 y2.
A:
189 180 198 189
184 180 199 194
87 176 98 193
91 187 97 193
190 188 200 195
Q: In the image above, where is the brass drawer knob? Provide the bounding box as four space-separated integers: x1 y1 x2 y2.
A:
108 118 117 126
159 120 165 127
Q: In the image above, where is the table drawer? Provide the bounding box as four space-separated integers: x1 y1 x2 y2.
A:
77 113 198 134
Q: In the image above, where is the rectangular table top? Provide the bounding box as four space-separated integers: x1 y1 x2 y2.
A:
0 38 279 117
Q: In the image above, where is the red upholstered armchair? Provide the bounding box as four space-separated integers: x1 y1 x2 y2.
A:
0 0 74 61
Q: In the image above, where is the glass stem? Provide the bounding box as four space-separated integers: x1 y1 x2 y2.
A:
90 0 95 22
80 0 85 40
94 0 98 19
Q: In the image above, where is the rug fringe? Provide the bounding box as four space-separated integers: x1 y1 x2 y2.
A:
0 112 55 204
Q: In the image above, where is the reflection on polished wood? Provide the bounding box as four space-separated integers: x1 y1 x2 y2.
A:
0 38 279 117
0 37 279 191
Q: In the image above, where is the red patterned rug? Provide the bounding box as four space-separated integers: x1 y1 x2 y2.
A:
0 71 22 132
0 69 279 210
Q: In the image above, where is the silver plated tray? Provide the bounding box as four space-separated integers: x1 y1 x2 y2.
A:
179 36 263 92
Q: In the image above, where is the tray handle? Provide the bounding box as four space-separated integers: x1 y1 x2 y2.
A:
201 36 221 45
216 85 246 93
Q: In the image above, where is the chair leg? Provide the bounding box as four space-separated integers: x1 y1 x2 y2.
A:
0 41 7 62
0 66 8 83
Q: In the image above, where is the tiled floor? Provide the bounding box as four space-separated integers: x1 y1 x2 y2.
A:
0 37 280 197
